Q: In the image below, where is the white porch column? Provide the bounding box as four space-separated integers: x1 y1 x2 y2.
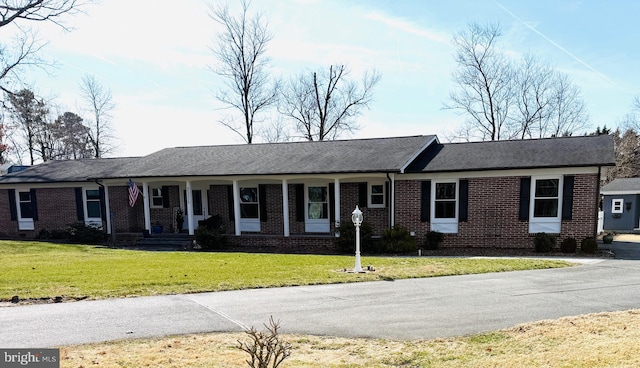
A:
142 182 151 231
334 178 341 230
186 181 194 235
389 174 396 227
232 180 241 236
103 185 111 234
282 179 290 237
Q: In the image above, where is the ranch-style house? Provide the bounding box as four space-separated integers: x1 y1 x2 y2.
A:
0 134 615 251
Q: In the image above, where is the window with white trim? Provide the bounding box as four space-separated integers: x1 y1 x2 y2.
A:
532 178 560 218
16 190 35 231
305 185 330 233
435 182 457 219
431 180 459 234
150 187 163 208
18 191 34 219
239 187 259 219
307 186 328 220
612 198 624 214
85 189 102 219
368 183 385 208
529 176 563 234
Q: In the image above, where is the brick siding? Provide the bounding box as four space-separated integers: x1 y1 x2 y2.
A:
0 173 600 251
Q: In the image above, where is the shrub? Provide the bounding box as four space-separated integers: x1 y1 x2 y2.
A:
334 221 374 254
194 215 228 250
237 316 291 368
560 237 577 253
67 223 105 244
580 237 598 254
533 233 556 253
424 231 444 250
380 225 417 254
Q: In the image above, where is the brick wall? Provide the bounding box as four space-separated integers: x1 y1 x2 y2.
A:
0 188 81 239
394 174 599 249
110 186 145 232
0 173 599 251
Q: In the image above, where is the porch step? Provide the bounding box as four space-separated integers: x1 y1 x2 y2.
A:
134 234 193 251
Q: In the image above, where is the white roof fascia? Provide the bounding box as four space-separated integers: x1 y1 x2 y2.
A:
400 136 439 174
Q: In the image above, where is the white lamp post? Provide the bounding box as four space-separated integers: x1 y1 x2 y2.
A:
351 205 364 273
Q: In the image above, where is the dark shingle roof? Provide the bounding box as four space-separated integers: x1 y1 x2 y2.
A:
0 134 616 184
601 178 640 193
0 157 139 184
406 134 615 173
110 135 436 178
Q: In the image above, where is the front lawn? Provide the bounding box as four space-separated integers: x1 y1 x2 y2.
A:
0 241 573 301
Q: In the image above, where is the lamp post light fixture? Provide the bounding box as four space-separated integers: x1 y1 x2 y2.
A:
351 205 364 273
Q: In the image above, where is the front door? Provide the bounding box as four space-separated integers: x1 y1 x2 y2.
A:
183 189 207 229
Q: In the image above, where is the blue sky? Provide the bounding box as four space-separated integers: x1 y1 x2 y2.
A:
19 0 640 157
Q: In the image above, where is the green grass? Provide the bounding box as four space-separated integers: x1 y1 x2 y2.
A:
0 240 574 301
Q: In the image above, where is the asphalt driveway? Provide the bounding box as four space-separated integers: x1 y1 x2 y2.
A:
2 255 640 348
601 234 640 259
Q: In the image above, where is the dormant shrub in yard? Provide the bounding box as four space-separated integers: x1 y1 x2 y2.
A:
237 316 291 368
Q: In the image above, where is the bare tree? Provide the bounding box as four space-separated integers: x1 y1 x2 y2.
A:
279 64 381 141
605 128 640 183
79 74 115 158
514 55 588 139
209 0 278 144
445 23 514 141
446 23 589 141
0 1 83 96
620 96 640 132
0 113 7 163
544 74 589 137
258 116 291 143
6 88 48 164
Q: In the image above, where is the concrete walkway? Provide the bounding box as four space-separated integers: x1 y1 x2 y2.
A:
2 255 640 348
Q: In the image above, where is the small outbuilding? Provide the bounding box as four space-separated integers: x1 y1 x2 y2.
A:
601 178 640 233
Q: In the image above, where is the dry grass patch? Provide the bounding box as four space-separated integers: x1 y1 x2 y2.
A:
61 310 640 367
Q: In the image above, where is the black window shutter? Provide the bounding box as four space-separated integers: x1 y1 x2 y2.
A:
358 182 368 208
420 180 431 223
8 189 17 221
99 187 106 220
562 175 575 220
75 187 85 221
227 185 235 221
519 177 531 221
459 180 468 222
295 184 305 222
329 183 335 222
259 184 268 222
162 186 170 208
385 182 390 208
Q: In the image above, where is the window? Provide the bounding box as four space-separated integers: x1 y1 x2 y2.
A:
307 186 328 220
428 180 459 234
368 183 385 208
528 176 563 234
85 189 101 219
151 187 163 208
612 199 624 214
240 187 259 219
434 182 456 218
533 179 559 218
18 191 33 219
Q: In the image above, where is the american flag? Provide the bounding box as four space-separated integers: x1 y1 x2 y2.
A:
128 179 140 207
